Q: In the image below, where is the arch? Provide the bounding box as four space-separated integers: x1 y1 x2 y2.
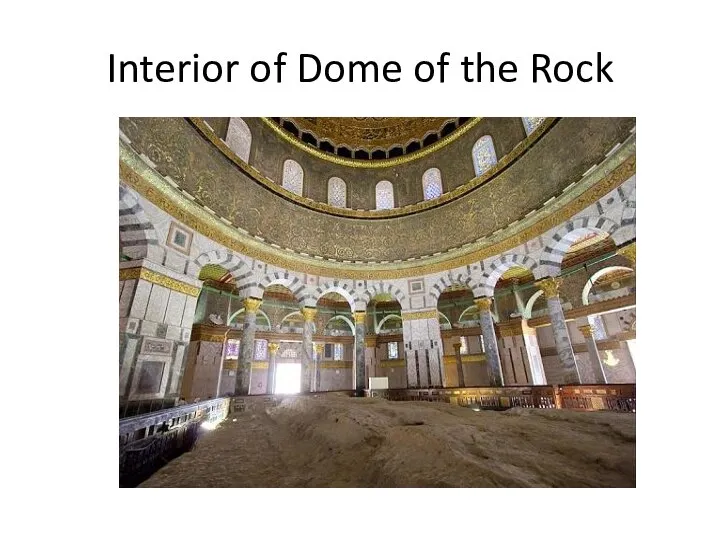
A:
225 118 252 162
327 177 347 208
325 315 356 336
375 180 395 210
376 314 403 333
523 290 544 319
522 117 545 136
538 216 620 277
458 305 481 324
307 281 359 311
581 265 634 305
228 308 272 329
282 159 304 196
363 282 408 310
190 249 257 293
471 135 497 177
119 184 162 262
437 311 452 329
479 253 539 297
258 271 308 304
422 168 443 200
429 271 484 303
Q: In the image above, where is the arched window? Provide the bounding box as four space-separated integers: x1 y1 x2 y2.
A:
472 135 497 177
225 118 252 162
375 181 395 210
328 177 347 208
422 168 443 200
282 159 303 196
522 117 545 136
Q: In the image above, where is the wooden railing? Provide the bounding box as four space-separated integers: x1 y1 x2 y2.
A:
119 397 231 487
367 384 635 412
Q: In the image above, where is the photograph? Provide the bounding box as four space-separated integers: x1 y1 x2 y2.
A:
119 117 636 488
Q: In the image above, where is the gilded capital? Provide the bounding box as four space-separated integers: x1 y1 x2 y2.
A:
353 311 366 324
577 324 595 339
452 343 463 351
301 306 318 322
244 297 262 313
473 297 493 312
268 342 280 354
313 343 324 354
618 242 636 269
536 277 562 298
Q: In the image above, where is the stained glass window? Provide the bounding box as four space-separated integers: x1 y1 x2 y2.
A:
472 135 497 177
254 339 268 360
281 348 298 359
388 342 398 359
225 118 252 162
328 177 347 207
282 159 304 196
375 180 394 210
422 168 443 200
225 339 240 360
522 117 545 136
333 343 344 360
459 336 468 355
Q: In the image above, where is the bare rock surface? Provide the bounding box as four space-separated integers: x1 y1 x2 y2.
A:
140 395 635 488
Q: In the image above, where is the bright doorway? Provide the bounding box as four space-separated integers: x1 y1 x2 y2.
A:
274 363 301 394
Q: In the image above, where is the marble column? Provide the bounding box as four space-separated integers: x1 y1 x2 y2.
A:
354 311 367 394
453 342 465 387
236 297 262 396
267 342 280 395
313 343 324 392
577 324 607 384
537 278 580 384
474 297 504 387
300 307 317 393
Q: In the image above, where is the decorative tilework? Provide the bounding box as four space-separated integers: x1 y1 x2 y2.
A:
522 117 545 136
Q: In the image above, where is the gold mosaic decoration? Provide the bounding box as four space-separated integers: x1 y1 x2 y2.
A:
401 309 437 321
119 267 201 297
120 125 635 280
193 117 553 216
259 117 483 169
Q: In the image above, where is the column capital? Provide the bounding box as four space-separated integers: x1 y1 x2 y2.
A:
452 343 463 351
577 324 595 339
353 310 367 324
473 297 493 312
618 242 636 269
313 343 324 354
536 277 562 298
268 342 280 354
244 297 263 313
301 306 318 322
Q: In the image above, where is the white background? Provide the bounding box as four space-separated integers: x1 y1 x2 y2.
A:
1 0 718 537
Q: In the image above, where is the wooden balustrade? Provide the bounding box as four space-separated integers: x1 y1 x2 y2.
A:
119 397 231 487
367 384 635 413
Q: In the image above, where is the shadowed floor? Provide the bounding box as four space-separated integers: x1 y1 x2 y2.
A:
141 395 635 488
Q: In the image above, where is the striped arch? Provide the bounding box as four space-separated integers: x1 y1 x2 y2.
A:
582 265 634 305
258 271 308 304
363 282 408 310
119 184 162 262
479 253 539 297
429 271 484 303
307 281 360 311
190 249 258 296
538 216 620 277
